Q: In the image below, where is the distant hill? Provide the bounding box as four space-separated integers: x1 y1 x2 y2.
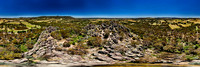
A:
38 16 74 19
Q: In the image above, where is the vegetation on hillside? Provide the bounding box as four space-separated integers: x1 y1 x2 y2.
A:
0 17 200 61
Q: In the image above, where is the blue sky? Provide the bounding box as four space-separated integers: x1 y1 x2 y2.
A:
0 0 200 18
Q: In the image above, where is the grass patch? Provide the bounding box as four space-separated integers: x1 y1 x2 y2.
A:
6 22 20 24
169 24 181 29
21 22 41 29
179 24 191 27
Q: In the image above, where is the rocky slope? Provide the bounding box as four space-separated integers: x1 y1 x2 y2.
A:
9 22 143 66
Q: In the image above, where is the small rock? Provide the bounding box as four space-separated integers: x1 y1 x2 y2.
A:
0 60 6 63
39 60 59 64
191 60 200 63
70 55 83 62
106 48 115 53
189 60 200 65
174 62 189 65
95 54 114 62
98 51 108 54
134 57 140 60
115 52 122 56
12 58 28 63
125 51 137 58
111 55 123 60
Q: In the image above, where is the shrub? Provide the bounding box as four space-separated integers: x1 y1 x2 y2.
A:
51 31 62 40
114 45 129 55
6 44 20 53
67 41 88 55
163 45 175 52
104 29 110 39
55 46 62 51
20 45 28 52
195 48 200 55
67 46 88 55
60 29 71 38
63 41 71 47
11 39 20 44
185 55 199 61
158 52 175 59
153 42 163 50
0 50 22 60
87 37 102 47
130 40 140 47
25 39 35 49
138 54 159 63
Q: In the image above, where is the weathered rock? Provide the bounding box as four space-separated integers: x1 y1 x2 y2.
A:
23 26 58 59
39 60 59 64
70 55 83 62
11 58 28 63
110 55 123 60
189 60 200 65
95 53 114 62
0 60 5 63
115 52 122 56
125 51 137 58
174 62 189 65
98 50 109 54
106 48 115 53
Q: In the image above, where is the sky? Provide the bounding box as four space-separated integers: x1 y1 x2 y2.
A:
0 0 200 18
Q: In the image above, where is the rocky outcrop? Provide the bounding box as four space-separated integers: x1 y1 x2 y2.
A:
91 45 143 63
21 22 144 66
84 22 137 46
84 22 144 63
23 26 57 58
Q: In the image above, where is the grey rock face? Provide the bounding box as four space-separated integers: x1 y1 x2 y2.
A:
94 53 114 62
84 23 144 63
11 58 28 64
23 26 58 58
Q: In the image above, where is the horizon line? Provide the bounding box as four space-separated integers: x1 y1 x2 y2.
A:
1 15 200 18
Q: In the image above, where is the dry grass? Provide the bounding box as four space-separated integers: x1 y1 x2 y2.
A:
194 21 200 24
6 22 20 24
151 23 161 25
128 19 136 22
169 24 181 29
179 24 191 27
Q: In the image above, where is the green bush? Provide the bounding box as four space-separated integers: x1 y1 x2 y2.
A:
185 55 199 61
20 45 28 52
0 50 22 60
60 29 71 38
51 31 62 40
